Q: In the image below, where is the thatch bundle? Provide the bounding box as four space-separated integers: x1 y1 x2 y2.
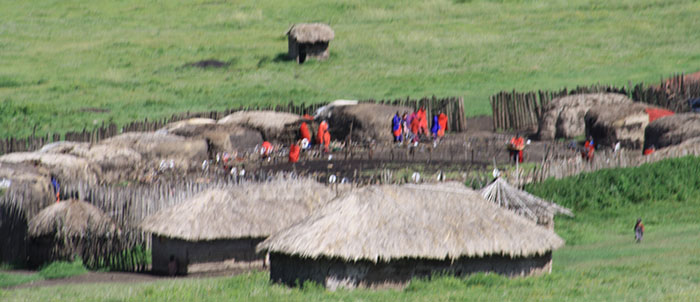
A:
0 162 54 218
39 141 143 182
140 179 339 241
217 111 302 142
286 23 334 43
480 178 573 228
539 93 632 140
0 152 102 185
326 103 412 142
28 199 117 239
258 184 564 262
101 132 208 170
162 121 263 154
584 103 660 149
644 113 700 149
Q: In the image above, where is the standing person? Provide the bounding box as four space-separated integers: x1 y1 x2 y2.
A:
289 141 301 163
634 218 644 243
431 115 440 141
509 133 525 163
300 121 311 145
392 112 403 143
417 107 428 137
317 120 329 146
437 111 448 138
323 131 331 153
583 136 595 162
410 112 421 144
261 141 273 158
50 176 60 203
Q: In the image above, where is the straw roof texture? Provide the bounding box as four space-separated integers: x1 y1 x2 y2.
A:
101 132 208 170
217 111 302 142
0 162 54 219
286 23 334 43
258 184 564 262
28 199 117 238
140 179 339 241
539 93 632 140
480 178 573 224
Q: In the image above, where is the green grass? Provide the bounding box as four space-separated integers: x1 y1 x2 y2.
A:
0 273 42 288
38 259 88 280
2 156 700 301
2 0 700 138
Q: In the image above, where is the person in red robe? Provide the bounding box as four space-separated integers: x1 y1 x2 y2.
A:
509 133 524 163
437 112 448 138
300 122 311 144
583 136 595 162
261 141 273 158
410 113 421 143
317 120 328 145
289 142 300 163
323 131 331 153
417 107 428 136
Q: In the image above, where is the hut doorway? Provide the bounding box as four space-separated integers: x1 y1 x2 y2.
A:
298 45 307 64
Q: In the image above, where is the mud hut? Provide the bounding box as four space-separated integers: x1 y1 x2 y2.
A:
39 141 143 183
258 184 564 290
160 119 263 155
286 23 334 64
27 199 118 268
479 178 573 229
538 93 632 140
585 103 674 149
324 103 413 142
0 152 102 185
217 111 302 143
101 132 208 171
644 113 700 150
140 179 338 275
0 163 54 265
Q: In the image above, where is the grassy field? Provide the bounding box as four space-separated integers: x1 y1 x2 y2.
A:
2 156 699 301
2 0 700 137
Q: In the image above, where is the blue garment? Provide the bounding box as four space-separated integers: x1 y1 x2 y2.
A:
392 115 401 131
431 116 440 135
51 178 60 194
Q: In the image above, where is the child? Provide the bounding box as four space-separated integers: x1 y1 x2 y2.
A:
634 218 644 243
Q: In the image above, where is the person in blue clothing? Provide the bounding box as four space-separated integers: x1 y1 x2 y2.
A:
430 115 441 141
392 112 403 143
50 175 60 203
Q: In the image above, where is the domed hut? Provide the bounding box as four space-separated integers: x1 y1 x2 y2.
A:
0 163 54 265
286 23 334 64
584 103 674 149
479 177 573 229
538 93 632 140
644 113 700 150
140 179 339 275
258 184 565 290
27 199 118 268
217 111 302 143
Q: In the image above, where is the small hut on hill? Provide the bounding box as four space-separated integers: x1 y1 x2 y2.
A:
479 178 573 229
140 179 339 275
27 199 118 268
258 184 564 290
286 23 334 64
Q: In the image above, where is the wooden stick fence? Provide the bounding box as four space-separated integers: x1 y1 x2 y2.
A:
491 73 700 132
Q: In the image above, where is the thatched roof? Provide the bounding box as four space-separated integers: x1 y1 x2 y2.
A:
539 93 632 140
258 184 564 262
101 132 208 170
140 179 340 241
0 162 54 219
480 178 573 225
28 199 117 238
286 23 334 43
217 111 302 142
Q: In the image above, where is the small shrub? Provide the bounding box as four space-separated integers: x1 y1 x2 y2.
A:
38 258 87 279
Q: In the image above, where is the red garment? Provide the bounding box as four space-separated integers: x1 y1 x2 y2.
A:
323 131 331 152
300 122 311 142
417 109 428 134
510 137 524 149
261 141 272 156
393 128 401 137
317 121 328 144
645 108 674 123
289 144 300 163
643 148 655 156
410 116 420 134
437 113 448 137
583 140 595 160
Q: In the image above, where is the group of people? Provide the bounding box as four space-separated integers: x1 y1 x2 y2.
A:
392 107 448 145
289 117 331 163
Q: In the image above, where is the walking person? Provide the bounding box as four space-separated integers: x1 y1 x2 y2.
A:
634 218 644 243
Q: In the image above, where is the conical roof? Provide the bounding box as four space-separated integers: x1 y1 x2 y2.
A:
28 199 117 238
480 178 573 224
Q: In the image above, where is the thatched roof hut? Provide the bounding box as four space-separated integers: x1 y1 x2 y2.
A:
217 111 302 143
325 103 413 142
539 93 632 140
161 120 263 154
140 179 339 274
584 103 672 149
480 178 573 229
39 141 143 183
286 23 334 64
644 113 700 150
0 162 54 265
101 132 208 171
258 184 564 289
27 199 118 267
